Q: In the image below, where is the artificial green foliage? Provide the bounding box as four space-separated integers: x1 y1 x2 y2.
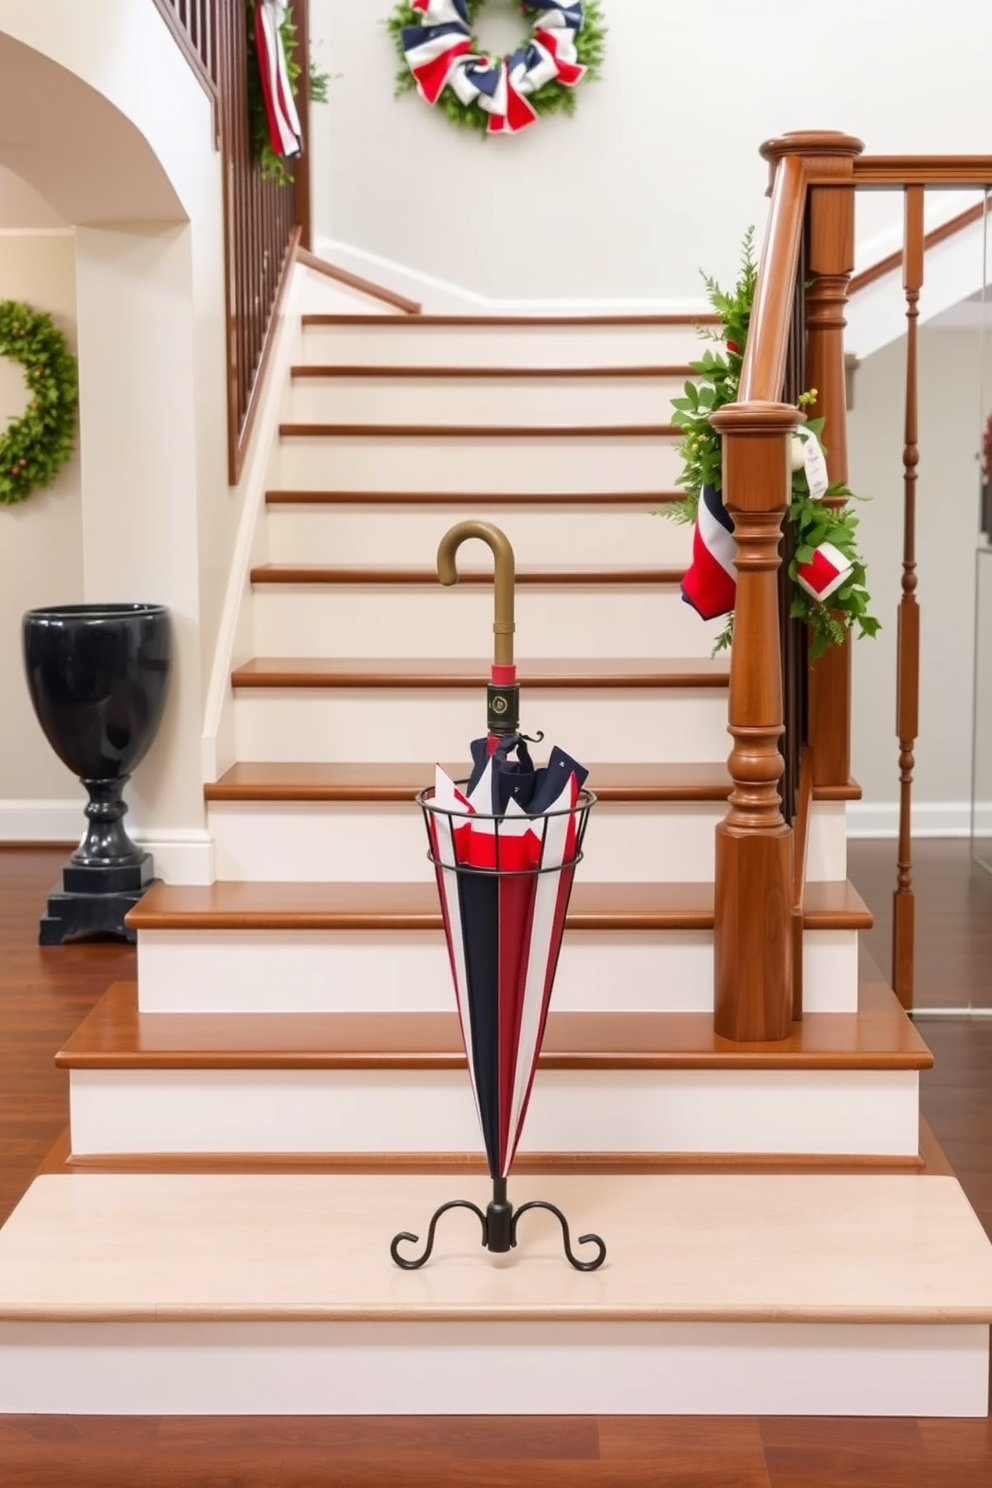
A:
245 0 331 184
386 0 607 135
0 301 78 507
665 227 755 526
660 230 878 661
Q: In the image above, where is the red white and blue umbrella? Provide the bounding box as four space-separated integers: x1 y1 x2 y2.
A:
390 521 604 1271
427 741 588 1181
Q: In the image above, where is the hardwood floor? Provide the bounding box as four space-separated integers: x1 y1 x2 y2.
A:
1 843 992 1485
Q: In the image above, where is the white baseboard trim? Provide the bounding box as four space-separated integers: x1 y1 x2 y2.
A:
0 806 213 884
130 830 215 887
314 236 713 317
848 801 992 839
0 800 83 843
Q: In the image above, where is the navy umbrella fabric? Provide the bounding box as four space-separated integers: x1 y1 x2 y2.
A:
429 736 589 1181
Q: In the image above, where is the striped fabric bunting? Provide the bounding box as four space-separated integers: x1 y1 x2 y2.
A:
401 0 587 134
254 0 303 159
681 483 737 621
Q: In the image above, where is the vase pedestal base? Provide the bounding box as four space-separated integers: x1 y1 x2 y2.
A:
39 855 156 945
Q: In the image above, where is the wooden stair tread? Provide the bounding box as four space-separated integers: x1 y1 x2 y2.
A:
127 879 872 933
279 422 680 439
249 563 687 586
301 313 719 328
265 490 684 506
291 364 696 380
57 981 929 1072
204 762 860 806
230 657 731 689
205 761 732 803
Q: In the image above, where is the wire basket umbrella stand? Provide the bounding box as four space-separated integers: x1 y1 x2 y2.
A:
390 521 606 1273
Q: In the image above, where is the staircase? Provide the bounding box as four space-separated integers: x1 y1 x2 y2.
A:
2 302 992 1418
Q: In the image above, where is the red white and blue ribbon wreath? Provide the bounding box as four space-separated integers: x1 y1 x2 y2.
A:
401 0 592 134
254 0 303 159
681 430 853 621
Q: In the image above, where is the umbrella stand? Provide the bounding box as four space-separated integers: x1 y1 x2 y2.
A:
389 520 605 1272
386 797 606 1273
390 1176 607 1272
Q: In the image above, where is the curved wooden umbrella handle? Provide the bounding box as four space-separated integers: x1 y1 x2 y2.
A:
437 520 516 672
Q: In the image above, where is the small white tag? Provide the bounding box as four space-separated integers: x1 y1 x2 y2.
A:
796 428 830 500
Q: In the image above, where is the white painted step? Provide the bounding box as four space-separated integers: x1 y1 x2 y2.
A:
264 500 695 569
135 927 860 1016
66 1065 920 1162
232 681 731 765
289 372 689 426
206 799 847 884
2 1173 989 1415
300 319 711 368
250 580 725 661
275 431 682 493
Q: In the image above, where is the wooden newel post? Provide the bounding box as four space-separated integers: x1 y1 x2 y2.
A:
709 403 802 1042
762 133 864 792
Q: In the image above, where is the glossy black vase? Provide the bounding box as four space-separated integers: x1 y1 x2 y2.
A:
22 603 172 944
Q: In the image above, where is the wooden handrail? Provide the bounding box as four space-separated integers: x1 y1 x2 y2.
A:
738 154 808 403
738 134 992 1025
296 247 423 315
854 157 992 187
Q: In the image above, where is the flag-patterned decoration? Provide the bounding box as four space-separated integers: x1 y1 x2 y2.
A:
796 541 854 604
681 483 737 621
680 431 849 623
400 0 591 134
254 0 303 159
424 748 589 1178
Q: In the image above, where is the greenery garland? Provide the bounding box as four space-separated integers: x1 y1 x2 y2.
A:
386 0 607 135
662 230 880 659
0 301 78 507
245 0 330 185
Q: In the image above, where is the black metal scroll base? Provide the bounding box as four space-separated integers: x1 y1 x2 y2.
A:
390 1178 607 1273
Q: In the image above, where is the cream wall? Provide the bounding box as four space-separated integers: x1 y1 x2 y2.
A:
309 0 992 305
0 2 233 877
0 233 85 827
848 326 991 830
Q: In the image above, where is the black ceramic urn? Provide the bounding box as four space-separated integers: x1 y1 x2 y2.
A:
22 603 172 943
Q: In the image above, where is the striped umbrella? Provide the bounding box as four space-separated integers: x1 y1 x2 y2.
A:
390 522 605 1271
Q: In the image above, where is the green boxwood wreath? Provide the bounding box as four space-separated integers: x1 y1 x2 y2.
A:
0 301 78 507
387 1 607 134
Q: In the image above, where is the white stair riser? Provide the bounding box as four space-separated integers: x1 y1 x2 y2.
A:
301 322 709 368
276 434 681 493
4 1320 984 1417
290 375 687 426
135 929 860 1015
232 688 731 764
206 801 847 885
67 1068 920 1160
265 504 694 568
251 585 723 660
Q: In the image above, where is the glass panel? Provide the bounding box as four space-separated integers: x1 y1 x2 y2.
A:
973 191 992 894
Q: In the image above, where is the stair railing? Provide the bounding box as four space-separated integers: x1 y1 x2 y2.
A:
716 133 992 1038
708 147 810 1043
153 0 312 482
